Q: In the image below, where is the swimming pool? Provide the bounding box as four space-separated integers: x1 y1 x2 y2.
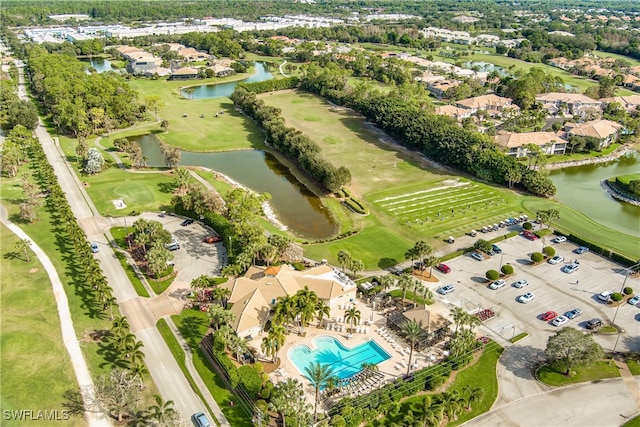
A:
289 336 391 380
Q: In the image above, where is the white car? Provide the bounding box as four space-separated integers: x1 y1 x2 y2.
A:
562 263 579 274
518 292 535 304
598 290 613 302
553 236 567 243
551 315 569 327
513 279 529 288
489 280 506 290
547 255 564 265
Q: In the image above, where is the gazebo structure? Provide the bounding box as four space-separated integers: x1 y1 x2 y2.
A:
385 304 451 351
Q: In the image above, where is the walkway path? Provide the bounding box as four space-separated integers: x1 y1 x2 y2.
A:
0 209 112 427
15 62 229 426
279 60 288 77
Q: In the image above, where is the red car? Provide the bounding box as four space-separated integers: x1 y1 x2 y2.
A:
541 311 558 321
204 235 223 244
522 230 538 241
436 263 451 274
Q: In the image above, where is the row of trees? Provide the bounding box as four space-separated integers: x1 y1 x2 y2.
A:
231 86 352 193
299 62 557 197
128 219 175 279
26 45 143 137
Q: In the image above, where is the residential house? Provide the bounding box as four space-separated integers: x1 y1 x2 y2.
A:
434 105 473 119
178 47 210 62
456 94 515 116
622 74 640 91
599 95 640 112
221 264 358 338
169 66 199 80
495 131 568 157
209 63 234 77
535 92 602 117
565 119 623 149
427 79 461 99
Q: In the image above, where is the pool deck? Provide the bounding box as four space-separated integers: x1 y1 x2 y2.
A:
246 298 453 408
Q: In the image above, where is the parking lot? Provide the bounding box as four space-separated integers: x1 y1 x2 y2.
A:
429 233 640 353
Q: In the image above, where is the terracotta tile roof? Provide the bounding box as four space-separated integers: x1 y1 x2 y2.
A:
172 67 198 75
434 105 470 117
456 94 513 110
567 119 623 139
494 131 564 148
535 92 600 104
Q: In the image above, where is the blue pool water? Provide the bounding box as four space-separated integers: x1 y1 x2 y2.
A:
289 336 391 380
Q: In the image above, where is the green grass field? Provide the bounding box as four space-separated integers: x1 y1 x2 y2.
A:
537 361 620 386
615 173 640 185
592 50 640 67
127 77 265 152
0 225 85 427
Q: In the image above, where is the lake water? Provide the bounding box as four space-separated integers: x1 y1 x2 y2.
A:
549 151 640 236
133 135 336 239
81 57 115 73
182 62 273 99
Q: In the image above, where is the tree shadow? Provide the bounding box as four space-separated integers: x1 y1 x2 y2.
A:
499 345 546 380
4 250 25 262
175 311 209 349
377 257 398 269
157 182 176 194
470 276 487 284
96 333 130 370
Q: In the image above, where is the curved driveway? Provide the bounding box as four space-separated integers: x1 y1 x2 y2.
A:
16 62 227 425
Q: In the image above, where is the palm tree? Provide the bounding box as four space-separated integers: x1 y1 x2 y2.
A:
400 319 424 376
378 274 396 296
398 273 416 303
337 249 351 273
315 300 330 328
421 286 433 306
414 241 433 270
422 403 444 427
451 307 467 335
261 335 277 363
147 395 177 425
344 307 361 334
229 335 248 363
303 362 335 423
273 295 295 332
264 324 286 363
269 391 290 427
436 391 463 422
111 316 130 335
212 286 231 308
462 385 484 411
190 275 211 300
294 286 318 334
423 255 439 278
412 282 424 304
405 246 418 268
207 304 235 330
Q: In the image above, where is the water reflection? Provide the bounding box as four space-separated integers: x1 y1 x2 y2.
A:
131 134 336 239
80 57 114 73
549 151 640 236
181 62 273 99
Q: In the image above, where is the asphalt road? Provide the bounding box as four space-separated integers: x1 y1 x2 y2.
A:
16 63 213 423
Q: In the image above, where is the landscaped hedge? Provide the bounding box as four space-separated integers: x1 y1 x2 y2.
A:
531 252 544 263
542 246 556 257
501 265 514 275
486 270 500 280
236 76 300 94
343 197 368 215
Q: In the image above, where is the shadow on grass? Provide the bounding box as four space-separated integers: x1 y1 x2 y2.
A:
377 257 398 269
157 182 176 194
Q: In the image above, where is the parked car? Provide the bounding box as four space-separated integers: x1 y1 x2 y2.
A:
522 230 538 241
90 242 99 253
166 242 180 251
491 244 502 254
564 308 582 319
192 412 211 427
489 279 506 290
436 263 451 274
551 315 569 327
204 235 222 244
513 279 529 288
547 255 564 265
628 295 640 306
541 311 558 321
598 290 613 302
553 236 567 243
562 263 579 274
437 284 456 295
586 318 603 330
518 292 535 304
574 246 589 254
471 252 485 261
180 218 194 226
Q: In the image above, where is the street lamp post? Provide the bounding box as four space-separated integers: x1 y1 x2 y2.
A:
498 251 505 273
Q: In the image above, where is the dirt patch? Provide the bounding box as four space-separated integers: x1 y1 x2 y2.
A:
81 329 109 343
412 270 440 282
28 267 39 274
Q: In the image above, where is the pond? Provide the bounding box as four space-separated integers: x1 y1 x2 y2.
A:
81 57 115 73
132 135 337 240
181 62 273 99
549 151 640 236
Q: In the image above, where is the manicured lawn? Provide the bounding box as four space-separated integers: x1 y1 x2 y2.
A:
544 143 621 164
127 78 265 152
149 273 176 295
615 173 640 185
387 289 433 305
0 224 85 427
83 167 176 216
510 332 528 343
592 50 640 67
622 415 640 427
536 361 620 386
171 309 253 427
625 357 640 376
